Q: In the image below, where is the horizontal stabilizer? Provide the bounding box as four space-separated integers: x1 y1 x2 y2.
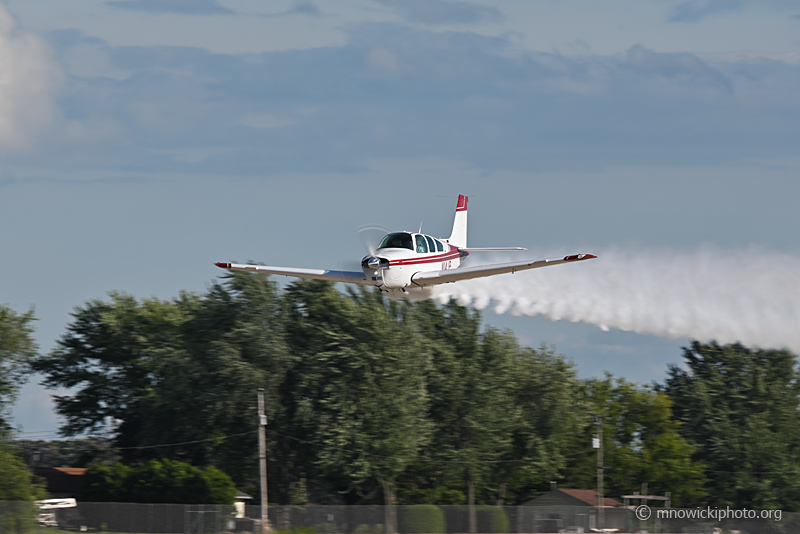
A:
410 254 596 287
215 262 370 285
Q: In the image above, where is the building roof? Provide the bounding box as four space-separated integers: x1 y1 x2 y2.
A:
34 467 87 496
558 489 624 507
524 488 624 508
51 468 87 476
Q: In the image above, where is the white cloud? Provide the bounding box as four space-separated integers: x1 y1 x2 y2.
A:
0 4 62 153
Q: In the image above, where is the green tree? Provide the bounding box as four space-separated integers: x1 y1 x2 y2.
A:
0 304 38 430
0 436 47 534
664 341 800 510
136 272 289 488
32 291 195 442
405 302 515 532
79 462 132 502
32 273 290 492
488 344 584 505
283 281 431 532
0 437 47 501
14 437 119 468
79 459 236 504
561 375 706 507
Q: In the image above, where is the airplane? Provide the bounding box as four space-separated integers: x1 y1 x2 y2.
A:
215 195 596 299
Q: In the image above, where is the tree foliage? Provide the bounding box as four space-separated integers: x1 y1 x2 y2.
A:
664 341 800 510
32 273 288 487
31 275 800 511
0 304 38 430
79 459 236 504
396 302 581 507
0 437 47 501
14 437 119 468
560 375 706 506
0 437 46 534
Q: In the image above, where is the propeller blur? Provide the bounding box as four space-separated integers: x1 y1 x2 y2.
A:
215 195 596 298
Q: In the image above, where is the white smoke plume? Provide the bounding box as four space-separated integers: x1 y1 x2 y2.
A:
431 246 800 353
0 5 62 152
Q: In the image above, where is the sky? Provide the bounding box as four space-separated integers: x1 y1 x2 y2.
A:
2 0 800 439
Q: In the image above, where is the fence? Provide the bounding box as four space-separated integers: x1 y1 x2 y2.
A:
1 502 798 534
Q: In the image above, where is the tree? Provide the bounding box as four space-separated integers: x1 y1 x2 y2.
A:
32 291 195 442
405 302 516 532
560 375 706 507
0 436 47 501
664 341 800 510
14 437 119 469
135 272 290 488
487 344 584 506
0 436 47 534
79 459 236 504
32 273 290 492
0 304 38 430
282 281 431 532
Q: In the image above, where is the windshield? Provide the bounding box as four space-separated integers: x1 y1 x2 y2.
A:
378 232 413 251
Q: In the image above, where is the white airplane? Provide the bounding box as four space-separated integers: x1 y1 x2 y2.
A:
215 195 596 298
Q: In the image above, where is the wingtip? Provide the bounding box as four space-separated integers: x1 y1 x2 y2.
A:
215 262 232 269
564 254 597 261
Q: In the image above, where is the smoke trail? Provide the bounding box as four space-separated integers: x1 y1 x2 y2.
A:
431 246 800 353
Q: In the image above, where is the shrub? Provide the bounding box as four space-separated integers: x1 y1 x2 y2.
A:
79 459 236 504
476 506 508 534
354 524 384 534
399 505 446 534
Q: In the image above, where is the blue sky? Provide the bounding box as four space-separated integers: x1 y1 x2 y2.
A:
2 0 800 438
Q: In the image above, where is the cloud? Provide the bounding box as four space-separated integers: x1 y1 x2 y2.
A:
105 0 234 15
376 0 502 25
623 44 733 93
0 5 62 153
282 1 321 17
9 22 800 178
668 0 744 22
260 1 322 19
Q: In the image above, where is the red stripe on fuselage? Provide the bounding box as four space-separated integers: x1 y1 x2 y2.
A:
389 251 460 266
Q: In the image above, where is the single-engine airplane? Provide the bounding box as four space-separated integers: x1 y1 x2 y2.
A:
215 195 596 298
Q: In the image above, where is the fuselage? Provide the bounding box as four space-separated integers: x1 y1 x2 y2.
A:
361 232 469 291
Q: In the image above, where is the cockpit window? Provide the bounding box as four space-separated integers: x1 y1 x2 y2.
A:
415 234 428 253
425 236 435 253
378 232 413 250
435 239 443 252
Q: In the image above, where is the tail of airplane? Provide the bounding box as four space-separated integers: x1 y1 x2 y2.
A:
447 194 468 248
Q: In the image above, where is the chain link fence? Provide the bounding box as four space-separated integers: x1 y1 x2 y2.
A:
1 502 797 534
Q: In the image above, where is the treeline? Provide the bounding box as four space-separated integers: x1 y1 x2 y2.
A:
3 273 800 511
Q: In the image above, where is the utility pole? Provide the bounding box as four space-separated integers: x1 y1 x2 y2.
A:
594 415 604 530
258 389 269 534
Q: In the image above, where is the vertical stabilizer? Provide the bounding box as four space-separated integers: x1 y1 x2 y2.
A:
448 194 468 248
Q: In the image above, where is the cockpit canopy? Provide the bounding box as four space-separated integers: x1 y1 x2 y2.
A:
378 232 446 253
378 232 413 251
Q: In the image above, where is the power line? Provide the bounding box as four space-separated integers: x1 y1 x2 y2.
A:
13 428 798 476
12 430 258 452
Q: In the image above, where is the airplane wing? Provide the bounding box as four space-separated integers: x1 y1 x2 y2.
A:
215 262 370 285
410 254 596 287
